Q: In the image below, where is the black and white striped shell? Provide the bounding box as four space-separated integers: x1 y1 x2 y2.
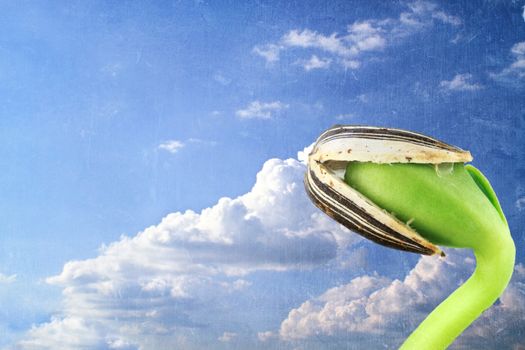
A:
304 125 473 256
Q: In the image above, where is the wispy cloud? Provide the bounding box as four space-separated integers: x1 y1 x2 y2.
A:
158 140 185 154
253 1 462 70
158 138 216 155
440 73 484 91
18 157 354 349
279 250 525 349
257 331 276 342
252 44 281 63
187 138 218 147
0 273 16 284
490 41 525 83
295 55 331 71
335 113 355 121
236 100 289 119
218 332 237 342
431 11 462 26
213 72 231 86
516 196 525 211
281 29 355 56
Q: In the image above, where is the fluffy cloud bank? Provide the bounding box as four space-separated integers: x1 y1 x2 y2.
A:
16 157 356 349
253 1 461 70
279 249 525 349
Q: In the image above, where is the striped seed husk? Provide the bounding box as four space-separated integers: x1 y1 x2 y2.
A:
305 125 473 256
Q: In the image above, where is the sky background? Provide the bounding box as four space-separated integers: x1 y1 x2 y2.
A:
0 0 524 349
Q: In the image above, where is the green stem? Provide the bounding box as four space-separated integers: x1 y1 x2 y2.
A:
344 162 516 348
400 228 515 350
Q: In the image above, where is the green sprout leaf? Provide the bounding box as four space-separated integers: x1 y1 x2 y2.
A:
344 161 515 349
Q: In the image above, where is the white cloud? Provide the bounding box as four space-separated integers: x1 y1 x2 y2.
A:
340 59 361 69
279 249 525 349
106 337 137 349
335 113 355 121
440 73 484 91
213 72 231 86
356 94 368 103
0 273 16 284
252 44 281 64
18 157 356 349
346 21 387 52
253 1 461 70
432 11 462 26
282 29 353 57
297 143 315 165
236 100 289 119
19 317 105 349
280 250 470 342
402 1 461 27
280 274 392 340
158 140 184 154
257 331 276 342
296 55 331 71
158 138 216 155
218 332 237 342
490 41 525 83
511 42 525 56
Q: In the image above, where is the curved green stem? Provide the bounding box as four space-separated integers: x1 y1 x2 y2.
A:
400 228 515 350
344 162 516 349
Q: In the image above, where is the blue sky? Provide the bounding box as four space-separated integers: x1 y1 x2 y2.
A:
0 0 524 349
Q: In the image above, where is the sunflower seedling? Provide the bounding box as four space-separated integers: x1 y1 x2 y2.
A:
305 125 515 349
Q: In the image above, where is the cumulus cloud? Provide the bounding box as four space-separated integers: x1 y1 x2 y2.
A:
236 100 289 119
490 41 525 83
19 317 106 349
158 140 184 154
253 1 462 70
17 157 357 349
280 250 472 343
297 143 314 165
279 249 525 349
440 73 484 91
14 148 524 349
